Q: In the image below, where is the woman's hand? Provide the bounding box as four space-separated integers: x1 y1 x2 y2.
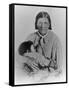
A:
25 58 39 72
23 52 39 72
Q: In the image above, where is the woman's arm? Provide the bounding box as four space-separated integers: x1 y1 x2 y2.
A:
50 37 62 71
24 51 50 67
33 52 50 66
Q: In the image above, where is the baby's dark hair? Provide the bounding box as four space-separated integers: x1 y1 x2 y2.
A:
18 41 33 56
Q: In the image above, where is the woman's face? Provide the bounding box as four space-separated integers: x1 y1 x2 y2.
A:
37 17 49 35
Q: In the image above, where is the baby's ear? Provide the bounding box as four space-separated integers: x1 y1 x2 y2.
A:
33 40 39 47
31 45 35 52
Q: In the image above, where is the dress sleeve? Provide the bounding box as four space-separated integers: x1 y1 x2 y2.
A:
50 37 63 71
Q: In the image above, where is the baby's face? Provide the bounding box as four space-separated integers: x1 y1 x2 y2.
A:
24 44 35 56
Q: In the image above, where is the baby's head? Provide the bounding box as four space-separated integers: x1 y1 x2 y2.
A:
18 41 35 56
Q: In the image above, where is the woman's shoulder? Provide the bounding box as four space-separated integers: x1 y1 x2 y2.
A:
48 30 61 45
48 30 57 37
49 30 61 46
48 30 59 40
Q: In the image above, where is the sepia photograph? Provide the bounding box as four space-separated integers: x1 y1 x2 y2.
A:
9 4 67 86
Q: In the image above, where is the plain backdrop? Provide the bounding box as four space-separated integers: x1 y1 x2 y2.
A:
0 0 69 90
15 4 66 84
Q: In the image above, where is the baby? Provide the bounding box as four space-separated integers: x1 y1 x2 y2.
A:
18 41 50 73
18 41 39 73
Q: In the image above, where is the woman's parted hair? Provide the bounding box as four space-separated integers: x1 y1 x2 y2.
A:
35 11 52 30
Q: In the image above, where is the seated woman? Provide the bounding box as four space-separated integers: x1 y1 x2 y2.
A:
25 11 62 74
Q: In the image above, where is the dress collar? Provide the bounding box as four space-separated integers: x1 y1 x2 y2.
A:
37 31 49 38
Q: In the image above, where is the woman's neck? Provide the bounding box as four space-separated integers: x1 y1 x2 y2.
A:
38 31 48 37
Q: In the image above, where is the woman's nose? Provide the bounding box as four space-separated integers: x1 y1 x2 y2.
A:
42 23 46 27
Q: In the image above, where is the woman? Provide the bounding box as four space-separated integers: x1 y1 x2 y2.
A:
25 11 62 73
